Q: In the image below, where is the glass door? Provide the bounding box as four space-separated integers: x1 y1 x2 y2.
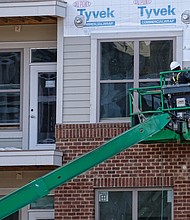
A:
29 65 56 149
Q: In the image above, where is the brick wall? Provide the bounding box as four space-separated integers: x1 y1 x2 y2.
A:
55 123 190 220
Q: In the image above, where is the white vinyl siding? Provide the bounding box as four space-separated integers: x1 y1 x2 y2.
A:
63 36 91 123
0 138 22 149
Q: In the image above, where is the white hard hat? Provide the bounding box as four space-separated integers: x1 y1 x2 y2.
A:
170 61 181 70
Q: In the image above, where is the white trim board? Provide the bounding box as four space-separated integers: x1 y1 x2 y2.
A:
0 0 67 18
0 150 63 166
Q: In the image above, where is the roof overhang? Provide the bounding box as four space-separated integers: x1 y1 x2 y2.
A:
0 150 63 166
0 0 67 18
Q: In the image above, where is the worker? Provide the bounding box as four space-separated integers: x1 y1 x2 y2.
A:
170 61 190 84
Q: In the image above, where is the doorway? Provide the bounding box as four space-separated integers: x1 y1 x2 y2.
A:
29 65 57 149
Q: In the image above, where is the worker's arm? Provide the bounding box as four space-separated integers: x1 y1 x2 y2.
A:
183 71 190 82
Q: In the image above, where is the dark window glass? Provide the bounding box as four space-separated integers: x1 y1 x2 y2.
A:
100 82 133 118
139 82 161 111
0 92 20 124
100 42 134 80
0 52 20 86
100 40 173 120
0 52 21 126
38 72 56 144
138 191 172 220
99 191 132 220
31 49 57 63
30 195 54 209
139 40 173 79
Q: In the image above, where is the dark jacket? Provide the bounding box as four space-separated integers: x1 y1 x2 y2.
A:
171 71 190 84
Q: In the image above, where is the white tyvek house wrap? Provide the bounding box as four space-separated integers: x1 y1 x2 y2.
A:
64 0 190 61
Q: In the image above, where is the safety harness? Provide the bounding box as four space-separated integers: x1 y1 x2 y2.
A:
172 72 181 84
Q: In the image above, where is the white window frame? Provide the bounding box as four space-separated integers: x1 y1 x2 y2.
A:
29 48 57 64
28 193 55 220
95 187 174 220
90 28 183 123
28 210 54 220
0 49 23 129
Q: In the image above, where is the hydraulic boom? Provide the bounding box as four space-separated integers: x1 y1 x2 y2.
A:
2 69 190 219
0 113 170 219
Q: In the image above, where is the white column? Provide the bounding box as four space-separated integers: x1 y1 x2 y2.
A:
56 17 64 123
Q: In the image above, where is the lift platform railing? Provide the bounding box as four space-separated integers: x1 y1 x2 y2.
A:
129 69 190 126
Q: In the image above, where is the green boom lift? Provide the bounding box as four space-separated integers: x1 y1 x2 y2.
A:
1 69 190 219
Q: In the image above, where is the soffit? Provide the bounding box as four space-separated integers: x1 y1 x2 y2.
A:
0 16 57 25
0 0 66 25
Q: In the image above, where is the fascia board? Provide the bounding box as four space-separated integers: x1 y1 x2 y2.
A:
0 0 67 17
0 150 63 166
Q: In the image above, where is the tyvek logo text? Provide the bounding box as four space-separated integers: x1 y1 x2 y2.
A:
138 5 176 25
77 8 115 27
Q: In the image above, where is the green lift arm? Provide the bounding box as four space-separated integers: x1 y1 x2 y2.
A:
0 113 170 219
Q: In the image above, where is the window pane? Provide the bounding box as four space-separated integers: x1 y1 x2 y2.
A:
139 82 161 111
30 195 54 209
0 92 20 124
139 40 173 79
138 191 172 220
0 51 20 126
38 72 56 144
31 49 57 63
99 191 132 220
101 42 134 80
100 83 133 119
0 52 20 86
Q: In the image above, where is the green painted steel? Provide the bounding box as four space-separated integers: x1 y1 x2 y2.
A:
142 129 180 143
0 113 170 219
129 69 190 142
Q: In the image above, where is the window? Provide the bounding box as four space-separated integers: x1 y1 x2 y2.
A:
138 190 172 220
96 189 173 220
30 195 54 209
98 191 132 219
99 39 173 121
31 49 57 63
29 195 54 220
0 51 21 128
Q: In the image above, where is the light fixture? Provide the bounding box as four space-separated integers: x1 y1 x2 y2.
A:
74 15 86 28
181 10 190 24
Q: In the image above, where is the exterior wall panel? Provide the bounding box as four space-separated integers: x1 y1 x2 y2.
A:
63 36 91 123
0 138 22 149
0 24 56 42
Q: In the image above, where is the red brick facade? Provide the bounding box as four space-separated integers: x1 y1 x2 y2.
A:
55 123 190 220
